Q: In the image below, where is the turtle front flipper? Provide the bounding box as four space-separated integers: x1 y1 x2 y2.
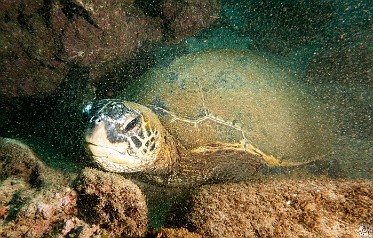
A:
179 142 338 185
165 142 270 186
238 142 342 178
241 142 314 167
191 141 309 167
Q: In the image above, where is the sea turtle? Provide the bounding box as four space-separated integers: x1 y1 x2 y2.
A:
83 49 335 186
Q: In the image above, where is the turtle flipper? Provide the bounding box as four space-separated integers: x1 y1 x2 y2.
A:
191 142 307 167
241 142 323 167
174 143 269 185
129 143 268 187
242 142 343 178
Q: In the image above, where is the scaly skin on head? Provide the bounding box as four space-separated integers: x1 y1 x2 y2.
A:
83 100 180 174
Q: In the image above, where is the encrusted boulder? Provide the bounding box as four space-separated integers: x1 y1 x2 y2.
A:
167 178 373 238
74 167 149 237
0 138 83 237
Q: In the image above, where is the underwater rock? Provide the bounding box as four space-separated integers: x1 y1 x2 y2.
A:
54 0 164 81
0 138 86 237
167 178 373 238
0 0 67 98
0 0 160 98
0 181 81 237
162 0 220 42
147 227 202 238
0 138 148 237
0 137 73 187
74 167 148 237
0 0 219 98
0 138 47 186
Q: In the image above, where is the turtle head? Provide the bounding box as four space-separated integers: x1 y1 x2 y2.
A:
82 99 161 173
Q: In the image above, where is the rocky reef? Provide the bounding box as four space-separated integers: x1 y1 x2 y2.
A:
167 178 373 237
1 137 372 237
0 138 148 237
74 168 148 237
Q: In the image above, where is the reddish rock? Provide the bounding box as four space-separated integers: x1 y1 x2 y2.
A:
74 167 149 237
147 227 202 238
168 178 373 238
0 138 71 186
0 179 82 237
163 0 220 42
0 138 82 237
56 0 163 80
0 138 148 237
0 0 220 98
0 0 67 98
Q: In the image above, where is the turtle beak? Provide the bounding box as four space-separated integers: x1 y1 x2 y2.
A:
85 123 130 163
85 123 125 160
84 122 152 173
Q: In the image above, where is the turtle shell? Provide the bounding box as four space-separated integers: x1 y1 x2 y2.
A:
122 49 335 163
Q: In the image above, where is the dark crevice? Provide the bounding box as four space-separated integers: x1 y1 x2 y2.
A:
161 18 174 41
37 0 53 28
29 167 45 188
134 0 163 17
4 192 29 224
4 14 11 23
17 9 33 33
134 0 186 41
59 0 98 28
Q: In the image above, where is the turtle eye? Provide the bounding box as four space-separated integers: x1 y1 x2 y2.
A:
82 102 94 121
123 116 141 133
